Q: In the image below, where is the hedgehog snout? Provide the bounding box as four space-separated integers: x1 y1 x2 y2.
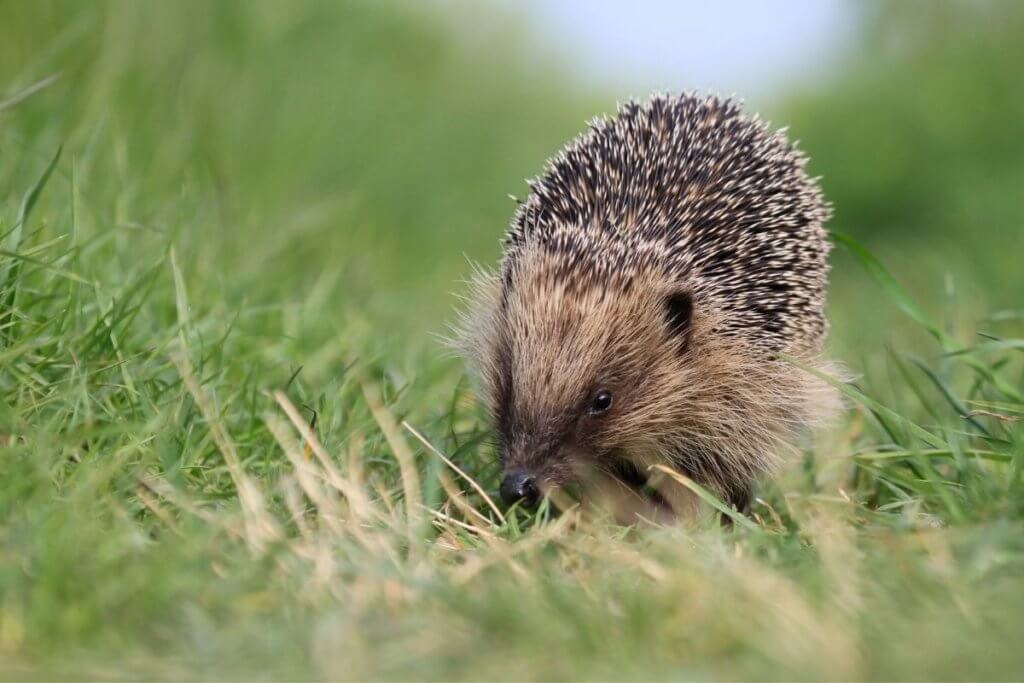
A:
499 469 540 509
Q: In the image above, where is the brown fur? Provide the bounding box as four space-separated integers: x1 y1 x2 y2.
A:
455 93 842 521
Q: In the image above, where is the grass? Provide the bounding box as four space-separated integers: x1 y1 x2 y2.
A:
2 2 1024 680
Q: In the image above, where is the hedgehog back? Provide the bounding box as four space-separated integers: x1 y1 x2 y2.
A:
502 93 832 354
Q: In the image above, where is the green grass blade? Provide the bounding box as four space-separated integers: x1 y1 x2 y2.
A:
1 144 63 347
831 230 951 347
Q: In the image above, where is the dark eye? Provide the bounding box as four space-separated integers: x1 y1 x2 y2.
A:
589 390 613 415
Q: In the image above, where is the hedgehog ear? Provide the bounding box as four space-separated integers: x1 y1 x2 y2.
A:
663 290 693 345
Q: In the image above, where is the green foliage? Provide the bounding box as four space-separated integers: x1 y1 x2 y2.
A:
1 1 1022 679
784 1 1024 312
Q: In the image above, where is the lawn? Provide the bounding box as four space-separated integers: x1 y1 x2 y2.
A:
2 2 1023 680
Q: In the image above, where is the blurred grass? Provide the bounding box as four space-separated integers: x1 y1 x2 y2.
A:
1 1 1023 680
781 1 1024 365
0 1 601 342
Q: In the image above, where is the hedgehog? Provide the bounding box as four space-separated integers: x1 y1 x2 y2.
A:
457 92 842 522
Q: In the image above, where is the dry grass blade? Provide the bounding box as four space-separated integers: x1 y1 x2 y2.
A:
173 352 281 552
273 394 398 564
362 384 423 534
450 511 578 584
264 413 345 537
135 484 182 536
273 391 379 528
966 409 1021 422
402 420 505 524
136 476 217 524
419 504 497 539
303 410 318 459
569 537 668 582
436 469 494 529
280 475 313 538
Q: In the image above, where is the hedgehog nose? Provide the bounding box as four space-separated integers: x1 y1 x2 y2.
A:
500 470 540 508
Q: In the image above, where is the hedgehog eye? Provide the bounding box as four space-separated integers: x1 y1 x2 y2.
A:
589 390 613 415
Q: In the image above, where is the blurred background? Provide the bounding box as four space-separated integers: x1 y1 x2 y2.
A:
2 0 1022 380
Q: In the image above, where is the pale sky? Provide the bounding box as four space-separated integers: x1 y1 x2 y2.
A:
519 1 855 103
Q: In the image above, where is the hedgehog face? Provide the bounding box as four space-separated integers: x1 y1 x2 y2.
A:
474 251 704 513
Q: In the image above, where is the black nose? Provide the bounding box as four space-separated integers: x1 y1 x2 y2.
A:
500 470 540 508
